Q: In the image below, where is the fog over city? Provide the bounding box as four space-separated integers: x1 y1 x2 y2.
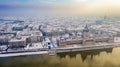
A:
0 0 120 67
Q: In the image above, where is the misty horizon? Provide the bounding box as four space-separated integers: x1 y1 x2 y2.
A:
0 0 120 16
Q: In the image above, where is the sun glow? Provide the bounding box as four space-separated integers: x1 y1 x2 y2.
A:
75 0 88 2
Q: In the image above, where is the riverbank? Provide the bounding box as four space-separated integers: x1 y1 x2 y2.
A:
0 43 120 57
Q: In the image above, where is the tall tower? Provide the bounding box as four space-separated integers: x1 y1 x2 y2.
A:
82 24 95 45
82 24 90 40
104 14 107 21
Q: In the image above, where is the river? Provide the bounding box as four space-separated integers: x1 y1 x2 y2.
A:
0 47 120 67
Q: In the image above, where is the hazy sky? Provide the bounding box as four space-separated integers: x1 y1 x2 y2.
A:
0 0 120 16
0 0 120 4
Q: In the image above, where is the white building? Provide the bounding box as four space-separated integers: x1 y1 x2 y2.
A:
114 37 120 43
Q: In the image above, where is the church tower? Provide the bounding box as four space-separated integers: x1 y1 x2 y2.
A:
82 24 95 45
82 24 90 40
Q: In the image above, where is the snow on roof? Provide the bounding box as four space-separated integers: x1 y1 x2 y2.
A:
9 37 26 42
45 38 51 42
